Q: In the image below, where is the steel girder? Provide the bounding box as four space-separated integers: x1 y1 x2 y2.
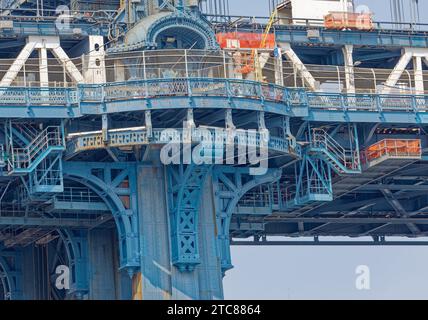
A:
212 166 282 274
62 162 139 274
166 164 212 272
0 247 22 300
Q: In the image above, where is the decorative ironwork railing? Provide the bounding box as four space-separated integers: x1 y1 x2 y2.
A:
0 78 428 114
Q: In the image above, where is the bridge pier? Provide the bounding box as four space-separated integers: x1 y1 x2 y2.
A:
136 162 224 300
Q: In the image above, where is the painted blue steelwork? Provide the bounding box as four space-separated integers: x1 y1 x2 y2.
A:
212 167 282 273
0 247 22 300
0 80 425 125
65 126 299 160
284 155 333 210
63 162 140 274
167 164 212 271
58 229 89 298
0 0 427 300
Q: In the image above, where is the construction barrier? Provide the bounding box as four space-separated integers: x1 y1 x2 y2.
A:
324 12 373 31
363 139 421 164
216 32 276 49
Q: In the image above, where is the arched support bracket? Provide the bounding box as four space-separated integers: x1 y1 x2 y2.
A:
0 246 23 300
212 166 282 274
166 164 212 272
63 162 140 275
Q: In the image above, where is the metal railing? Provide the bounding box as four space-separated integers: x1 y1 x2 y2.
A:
54 187 103 203
0 78 428 115
10 126 63 170
32 168 63 188
80 77 292 104
238 186 272 208
0 7 118 22
79 78 428 113
237 177 332 210
14 123 39 142
306 92 428 112
0 47 427 95
2 47 426 95
0 87 78 105
312 128 360 172
101 49 428 95
66 125 297 157
206 14 428 32
362 139 422 165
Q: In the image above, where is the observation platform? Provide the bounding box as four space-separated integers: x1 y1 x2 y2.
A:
0 78 427 124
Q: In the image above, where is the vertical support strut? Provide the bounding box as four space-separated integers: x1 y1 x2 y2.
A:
413 56 424 94
136 160 223 300
342 44 355 94
167 164 212 271
80 35 106 84
274 46 284 86
38 46 49 88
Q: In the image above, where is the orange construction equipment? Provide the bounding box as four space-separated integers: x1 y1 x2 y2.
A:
216 32 276 50
217 9 278 78
324 12 374 31
216 32 276 75
363 139 421 163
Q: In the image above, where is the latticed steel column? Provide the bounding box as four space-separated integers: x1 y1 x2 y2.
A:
166 164 212 272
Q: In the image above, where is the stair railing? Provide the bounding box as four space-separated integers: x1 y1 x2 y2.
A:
10 126 63 171
312 129 360 171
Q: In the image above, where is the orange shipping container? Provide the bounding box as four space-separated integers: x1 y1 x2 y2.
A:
324 12 373 31
216 32 276 49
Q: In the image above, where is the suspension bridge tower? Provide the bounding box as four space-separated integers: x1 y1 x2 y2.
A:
0 0 426 300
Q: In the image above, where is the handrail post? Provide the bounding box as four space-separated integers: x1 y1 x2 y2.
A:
259 82 265 104
225 79 231 97
184 50 192 97
143 51 147 81
223 50 227 79
184 49 189 78
411 95 417 113
25 88 30 107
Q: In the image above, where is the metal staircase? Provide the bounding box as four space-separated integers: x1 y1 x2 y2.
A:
237 130 407 215
5 125 66 203
276 138 423 217
7 126 65 175
309 128 361 175
14 123 39 143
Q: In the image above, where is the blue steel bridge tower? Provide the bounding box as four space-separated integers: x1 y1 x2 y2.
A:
0 0 427 300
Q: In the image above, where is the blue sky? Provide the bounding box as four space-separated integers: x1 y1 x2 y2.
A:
222 0 428 300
